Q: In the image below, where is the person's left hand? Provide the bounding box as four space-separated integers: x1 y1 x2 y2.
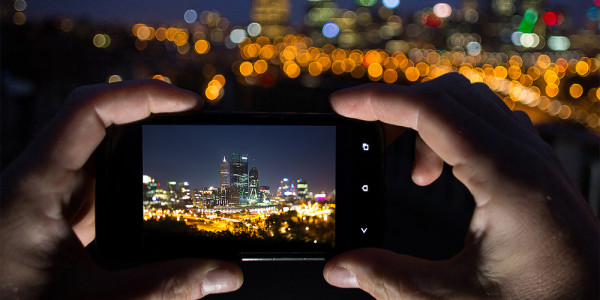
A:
0 80 243 299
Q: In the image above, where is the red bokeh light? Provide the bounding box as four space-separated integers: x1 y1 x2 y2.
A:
422 14 443 28
543 11 564 26
595 0 600 6
543 12 557 26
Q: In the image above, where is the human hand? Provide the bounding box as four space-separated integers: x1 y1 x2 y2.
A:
324 73 599 299
0 80 243 299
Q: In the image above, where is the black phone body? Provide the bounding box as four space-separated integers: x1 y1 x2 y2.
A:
95 112 384 264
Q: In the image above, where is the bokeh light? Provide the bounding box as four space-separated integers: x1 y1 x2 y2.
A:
382 0 400 9
422 14 443 27
240 61 254 76
107 75 122 83
247 22 262 37
322 22 340 39
356 0 377 7
405 67 420 81
570 84 583 99
184 9 197 24
433 3 452 18
587 7 599 21
575 61 590 76
466 41 481 56
194 40 210 54
230 29 247 44
14 0 27 11
93 34 111 48
547 36 570 51
13 12 26 25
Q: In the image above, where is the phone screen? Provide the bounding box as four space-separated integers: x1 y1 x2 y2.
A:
141 124 337 254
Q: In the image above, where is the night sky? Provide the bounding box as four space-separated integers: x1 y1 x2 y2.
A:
26 0 591 27
142 124 336 194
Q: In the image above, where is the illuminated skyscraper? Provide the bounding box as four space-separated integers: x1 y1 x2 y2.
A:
230 153 249 200
220 156 229 190
167 181 178 201
251 0 291 38
278 177 295 198
296 179 308 198
304 0 338 28
249 162 259 200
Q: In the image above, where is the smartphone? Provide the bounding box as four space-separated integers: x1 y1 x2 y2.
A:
95 112 385 264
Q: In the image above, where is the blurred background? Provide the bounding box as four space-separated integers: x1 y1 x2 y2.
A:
1 0 599 299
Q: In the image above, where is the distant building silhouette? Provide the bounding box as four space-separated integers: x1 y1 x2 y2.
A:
230 153 249 200
220 156 229 190
249 162 259 200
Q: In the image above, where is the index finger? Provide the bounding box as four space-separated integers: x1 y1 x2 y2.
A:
330 74 519 200
38 80 202 172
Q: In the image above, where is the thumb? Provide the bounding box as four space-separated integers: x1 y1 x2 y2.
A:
103 258 243 299
323 248 487 299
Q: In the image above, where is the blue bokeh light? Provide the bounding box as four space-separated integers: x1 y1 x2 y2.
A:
382 0 400 9
322 22 340 38
587 7 599 21
183 9 197 23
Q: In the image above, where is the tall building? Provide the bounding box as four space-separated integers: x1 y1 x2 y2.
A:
259 185 271 201
143 175 158 202
167 181 178 201
251 0 291 38
225 186 240 206
304 0 338 28
249 162 259 200
220 156 229 190
296 179 308 198
278 177 295 198
230 153 249 200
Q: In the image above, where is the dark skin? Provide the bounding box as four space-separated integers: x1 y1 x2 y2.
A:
1 74 597 299
0 80 243 299
324 73 599 299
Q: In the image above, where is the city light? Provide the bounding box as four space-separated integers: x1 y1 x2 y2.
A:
382 0 400 9
433 3 452 18
14 0 26 11
92 34 111 48
107 75 122 83
247 22 262 37
8 1 599 133
230 28 247 44
184 9 198 24
322 22 340 39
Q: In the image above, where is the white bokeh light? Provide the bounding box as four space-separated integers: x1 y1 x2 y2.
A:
433 3 452 18
184 9 197 23
247 22 262 37
229 28 247 44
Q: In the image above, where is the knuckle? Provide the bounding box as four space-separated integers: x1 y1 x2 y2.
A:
159 277 194 300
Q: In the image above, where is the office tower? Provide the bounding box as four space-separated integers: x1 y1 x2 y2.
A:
259 185 271 201
251 0 291 38
230 153 249 200
167 181 178 201
304 0 338 28
249 163 259 200
279 177 296 198
220 156 229 190
296 179 308 198
225 186 240 206
177 182 191 200
143 175 158 202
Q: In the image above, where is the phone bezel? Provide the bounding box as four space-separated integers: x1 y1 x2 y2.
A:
95 112 385 264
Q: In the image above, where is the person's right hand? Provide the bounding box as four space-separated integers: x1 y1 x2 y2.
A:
324 73 599 299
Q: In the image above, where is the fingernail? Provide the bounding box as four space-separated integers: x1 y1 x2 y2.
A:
202 269 240 295
327 266 358 288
